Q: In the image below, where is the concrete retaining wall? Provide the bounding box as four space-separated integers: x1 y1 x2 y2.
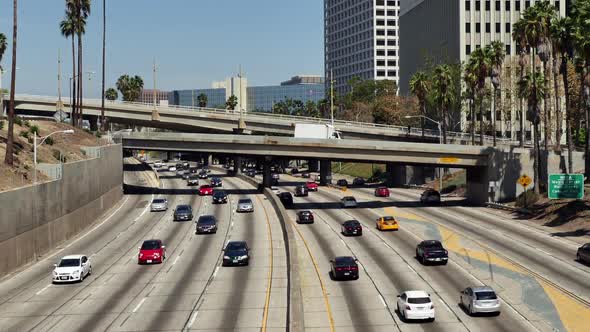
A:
0 144 123 277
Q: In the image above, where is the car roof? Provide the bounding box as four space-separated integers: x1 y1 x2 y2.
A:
421 240 442 245
404 290 430 298
334 256 356 263
471 286 495 292
344 220 360 224
61 254 84 259
176 204 191 208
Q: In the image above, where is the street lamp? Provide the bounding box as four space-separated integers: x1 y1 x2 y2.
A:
405 115 443 191
33 129 74 183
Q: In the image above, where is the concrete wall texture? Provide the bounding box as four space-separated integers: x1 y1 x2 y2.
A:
0 144 123 277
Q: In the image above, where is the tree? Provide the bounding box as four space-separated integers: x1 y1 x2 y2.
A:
371 95 420 126
303 100 320 118
226 95 238 110
409 71 430 137
197 93 208 108
487 41 506 147
4 0 17 166
116 74 144 102
468 47 491 145
432 64 455 144
0 33 6 113
105 87 117 101
513 19 529 148
70 0 90 127
463 61 479 145
60 12 77 126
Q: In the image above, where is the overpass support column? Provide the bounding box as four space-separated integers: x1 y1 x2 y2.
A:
407 166 425 185
89 115 99 131
262 158 273 188
386 163 407 188
466 166 489 206
308 159 320 172
203 154 212 166
232 156 242 175
166 151 173 161
319 160 332 186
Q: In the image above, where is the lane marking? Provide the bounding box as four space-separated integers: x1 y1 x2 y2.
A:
35 284 51 295
188 311 199 327
379 294 387 307
132 194 153 222
132 297 147 313
256 195 274 332
212 266 220 279
172 256 180 265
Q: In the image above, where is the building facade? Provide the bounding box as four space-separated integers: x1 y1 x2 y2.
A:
168 75 325 112
138 89 169 105
324 0 400 96
399 0 566 140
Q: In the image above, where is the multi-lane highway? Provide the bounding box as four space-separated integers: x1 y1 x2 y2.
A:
1 159 589 332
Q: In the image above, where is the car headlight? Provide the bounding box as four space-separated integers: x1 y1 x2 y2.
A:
139 253 143 257
72 270 79 275
53 271 57 276
153 253 160 257
223 256 230 259
239 255 248 260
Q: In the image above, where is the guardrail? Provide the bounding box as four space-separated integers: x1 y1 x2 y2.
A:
9 93 531 146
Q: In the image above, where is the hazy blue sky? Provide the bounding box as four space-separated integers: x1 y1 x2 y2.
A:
0 1 324 97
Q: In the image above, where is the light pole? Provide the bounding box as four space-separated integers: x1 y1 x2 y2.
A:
152 58 160 121
406 115 443 191
33 129 74 184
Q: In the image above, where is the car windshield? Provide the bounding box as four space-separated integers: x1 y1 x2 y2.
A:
383 216 394 221
212 177 220 181
198 216 216 225
300 211 311 216
141 241 161 250
152 199 166 204
239 199 252 204
378 187 387 190
226 242 246 251
58 258 80 267
214 192 226 197
345 221 360 226
475 291 497 300
408 297 431 304
176 205 191 212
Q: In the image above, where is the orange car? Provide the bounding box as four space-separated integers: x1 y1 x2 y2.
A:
376 216 399 231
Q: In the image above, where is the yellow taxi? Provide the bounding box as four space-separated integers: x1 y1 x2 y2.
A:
376 216 399 231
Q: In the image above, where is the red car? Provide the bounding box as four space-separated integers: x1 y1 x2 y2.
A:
199 185 214 196
374 186 390 197
138 239 166 264
305 181 319 191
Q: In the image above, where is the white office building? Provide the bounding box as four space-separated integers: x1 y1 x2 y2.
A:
399 0 566 140
212 76 248 112
324 0 401 96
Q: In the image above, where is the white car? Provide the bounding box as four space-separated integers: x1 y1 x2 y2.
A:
153 161 163 168
52 255 92 283
340 196 358 208
168 165 177 172
271 187 281 195
397 290 435 322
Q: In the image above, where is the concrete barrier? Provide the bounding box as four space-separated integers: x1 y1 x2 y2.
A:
0 144 123 278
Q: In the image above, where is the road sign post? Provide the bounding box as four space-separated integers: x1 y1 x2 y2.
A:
548 174 584 199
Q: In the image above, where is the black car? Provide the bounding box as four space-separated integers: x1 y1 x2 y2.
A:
296 210 314 224
336 179 349 187
175 163 183 170
279 192 294 207
196 215 218 234
577 243 590 264
212 191 228 204
291 167 299 174
198 171 208 179
420 189 441 205
301 172 311 178
173 205 193 222
210 177 223 187
189 167 199 174
330 256 359 280
222 241 250 266
245 169 256 177
352 177 366 186
271 173 280 180
295 185 309 197
416 240 448 265
341 220 362 236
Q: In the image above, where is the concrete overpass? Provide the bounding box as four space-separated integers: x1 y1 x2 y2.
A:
120 132 531 205
7 94 522 145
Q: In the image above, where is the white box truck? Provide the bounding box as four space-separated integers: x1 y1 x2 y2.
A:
294 123 342 139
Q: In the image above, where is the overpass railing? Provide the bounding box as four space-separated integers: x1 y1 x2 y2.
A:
11 93 527 146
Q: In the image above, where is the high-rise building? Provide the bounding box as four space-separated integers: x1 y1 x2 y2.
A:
399 0 565 140
324 0 401 96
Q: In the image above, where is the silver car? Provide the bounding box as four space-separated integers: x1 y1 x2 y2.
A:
150 198 168 212
340 196 357 208
460 286 501 316
237 198 254 213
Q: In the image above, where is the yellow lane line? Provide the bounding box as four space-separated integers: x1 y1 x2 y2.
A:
288 214 336 332
257 196 274 332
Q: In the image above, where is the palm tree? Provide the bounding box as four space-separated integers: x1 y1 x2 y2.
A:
468 47 490 145
409 71 429 138
100 0 106 131
432 64 454 144
105 88 117 101
487 41 506 147
66 0 90 127
513 19 529 148
60 13 76 126
550 16 573 169
4 0 17 166
0 33 7 108
463 60 478 145
116 74 144 102
226 95 238 111
197 93 208 108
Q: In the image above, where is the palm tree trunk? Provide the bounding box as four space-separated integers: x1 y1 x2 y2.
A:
77 33 83 128
470 97 475 145
562 58 573 173
543 60 550 151
101 0 106 131
584 65 590 181
71 36 76 127
532 50 540 195
553 55 562 152
519 63 525 147
492 87 497 147
4 0 17 166
479 89 484 146
442 106 447 144
421 101 425 138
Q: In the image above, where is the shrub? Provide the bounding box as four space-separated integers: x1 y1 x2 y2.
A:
14 116 23 126
95 131 102 138
52 149 62 161
19 130 29 139
45 136 54 145
0 120 4 130
23 120 31 127
29 125 40 136
515 190 540 208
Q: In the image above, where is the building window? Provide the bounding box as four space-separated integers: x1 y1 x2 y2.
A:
387 29 396 36
388 50 397 56
495 0 501 10
506 22 510 32
496 22 501 33
377 60 386 66
476 0 481 10
466 0 471 10
466 22 471 33
387 39 396 46
377 29 385 36
525 1 530 9
505 44 511 55
388 70 397 77
485 0 490 11
377 0 385 5
466 44 472 54
515 1 521 10
377 50 386 56
387 20 397 26
377 10 385 16
505 1 511 10
377 39 386 46
377 20 385 26
556 1 560 9
476 22 481 33
377 70 386 77
388 60 397 66
486 23 491 33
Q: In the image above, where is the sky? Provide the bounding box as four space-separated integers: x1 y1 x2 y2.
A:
0 0 324 98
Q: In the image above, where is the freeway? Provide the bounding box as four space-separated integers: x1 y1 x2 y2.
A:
0 160 286 331
272 172 590 332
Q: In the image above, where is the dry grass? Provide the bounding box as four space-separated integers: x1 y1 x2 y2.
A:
0 118 101 192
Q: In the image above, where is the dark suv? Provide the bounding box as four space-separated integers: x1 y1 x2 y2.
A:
296 210 314 224
196 215 218 234
577 243 590 264
173 205 193 222
416 240 448 265
420 189 441 205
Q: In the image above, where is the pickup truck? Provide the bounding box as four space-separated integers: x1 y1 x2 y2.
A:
416 240 448 265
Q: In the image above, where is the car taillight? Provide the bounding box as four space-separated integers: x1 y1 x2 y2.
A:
350 266 358 270
336 267 343 271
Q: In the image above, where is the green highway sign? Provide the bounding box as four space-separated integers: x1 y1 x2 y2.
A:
548 174 585 199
